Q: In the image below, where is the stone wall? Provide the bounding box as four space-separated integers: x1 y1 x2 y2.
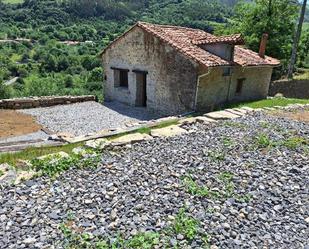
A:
269 79 309 99
0 95 96 109
196 66 273 112
102 26 198 115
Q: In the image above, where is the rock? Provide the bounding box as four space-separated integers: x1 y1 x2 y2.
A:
23 237 36 245
72 147 90 157
14 171 36 185
204 111 240 120
150 125 187 137
85 138 111 149
110 133 153 145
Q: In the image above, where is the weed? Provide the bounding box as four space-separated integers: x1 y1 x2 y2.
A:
221 137 234 147
255 133 273 148
31 155 79 178
282 136 308 150
183 176 210 197
126 232 160 249
170 208 199 241
0 169 4 177
31 152 101 178
207 150 225 161
59 207 209 249
218 171 234 182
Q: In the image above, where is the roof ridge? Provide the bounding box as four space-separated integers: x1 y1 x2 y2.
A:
137 21 209 33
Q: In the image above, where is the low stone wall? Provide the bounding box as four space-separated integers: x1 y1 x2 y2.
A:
269 79 309 99
0 95 96 109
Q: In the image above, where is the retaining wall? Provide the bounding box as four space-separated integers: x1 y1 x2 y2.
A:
269 79 309 99
0 95 96 109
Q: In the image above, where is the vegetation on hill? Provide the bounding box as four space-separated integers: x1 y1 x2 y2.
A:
0 0 308 100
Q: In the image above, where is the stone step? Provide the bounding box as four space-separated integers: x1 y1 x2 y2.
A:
151 125 187 138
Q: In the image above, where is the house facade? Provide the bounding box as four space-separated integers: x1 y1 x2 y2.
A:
101 22 279 115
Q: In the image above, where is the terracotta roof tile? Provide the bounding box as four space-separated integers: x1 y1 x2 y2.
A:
101 22 280 67
193 34 245 45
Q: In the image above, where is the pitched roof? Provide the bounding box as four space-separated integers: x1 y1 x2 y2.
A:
101 22 280 68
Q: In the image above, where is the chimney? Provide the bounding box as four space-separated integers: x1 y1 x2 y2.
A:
259 33 268 58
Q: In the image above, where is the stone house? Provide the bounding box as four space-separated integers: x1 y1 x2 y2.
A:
100 22 279 115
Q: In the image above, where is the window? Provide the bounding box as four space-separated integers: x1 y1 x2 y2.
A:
112 67 129 88
119 70 128 88
223 67 231 76
236 78 245 95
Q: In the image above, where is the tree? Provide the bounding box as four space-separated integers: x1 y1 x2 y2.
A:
224 0 299 71
288 0 308 79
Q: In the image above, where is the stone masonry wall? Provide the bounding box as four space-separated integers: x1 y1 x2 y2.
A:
196 66 273 112
102 26 198 115
269 79 309 99
0 95 96 109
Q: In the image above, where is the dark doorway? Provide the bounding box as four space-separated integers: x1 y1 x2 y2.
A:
135 71 147 107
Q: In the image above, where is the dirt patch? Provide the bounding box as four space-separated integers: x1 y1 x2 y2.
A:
0 110 42 138
271 109 309 123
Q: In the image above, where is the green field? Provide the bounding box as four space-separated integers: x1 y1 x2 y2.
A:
3 0 24 4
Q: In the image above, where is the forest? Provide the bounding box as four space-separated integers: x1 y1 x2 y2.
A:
0 0 308 100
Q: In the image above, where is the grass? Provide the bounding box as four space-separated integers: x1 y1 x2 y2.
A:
3 0 24 3
0 142 84 166
226 97 309 109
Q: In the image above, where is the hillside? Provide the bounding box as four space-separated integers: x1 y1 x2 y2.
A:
0 0 233 100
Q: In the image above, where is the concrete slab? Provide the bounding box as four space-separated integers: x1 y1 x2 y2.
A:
111 133 153 145
151 125 187 138
240 107 254 112
204 111 240 120
231 108 248 114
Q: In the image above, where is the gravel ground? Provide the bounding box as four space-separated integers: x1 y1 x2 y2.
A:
0 110 308 248
19 101 162 136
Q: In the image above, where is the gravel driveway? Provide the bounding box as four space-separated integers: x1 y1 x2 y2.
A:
19 101 162 136
0 110 308 248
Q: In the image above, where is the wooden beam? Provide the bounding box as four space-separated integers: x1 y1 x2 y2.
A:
111 67 129 72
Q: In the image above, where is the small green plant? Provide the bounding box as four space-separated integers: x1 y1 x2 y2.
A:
218 171 234 182
170 208 199 241
31 155 79 178
255 133 273 148
221 137 234 147
0 169 4 177
126 232 160 249
282 136 308 150
207 150 225 161
31 152 101 178
183 176 221 199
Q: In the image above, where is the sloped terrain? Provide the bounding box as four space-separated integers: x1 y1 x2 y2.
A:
0 109 308 248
